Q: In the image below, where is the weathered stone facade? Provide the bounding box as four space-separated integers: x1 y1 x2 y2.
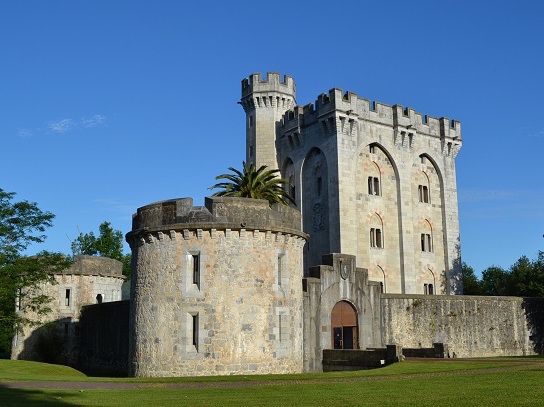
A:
11 255 124 364
126 196 307 377
240 72 462 295
382 295 542 357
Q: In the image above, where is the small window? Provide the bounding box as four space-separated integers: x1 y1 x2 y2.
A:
65 289 71 307
277 254 283 286
421 233 432 252
192 254 200 289
368 176 380 196
370 228 383 248
424 283 434 295
317 177 322 196
249 115 253 128
192 314 199 351
96 294 103 304
379 282 384 293
418 185 429 203
249 145 254 158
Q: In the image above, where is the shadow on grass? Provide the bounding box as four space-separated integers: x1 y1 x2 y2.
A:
0 385 78 407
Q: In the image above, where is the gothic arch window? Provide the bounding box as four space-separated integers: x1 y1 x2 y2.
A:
420 220 433 252
370 213 384 249
423 268 436 295
418 172 430 204
368 162 381 196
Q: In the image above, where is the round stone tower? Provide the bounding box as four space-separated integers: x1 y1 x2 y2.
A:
126 196 307 377
240 72 296 171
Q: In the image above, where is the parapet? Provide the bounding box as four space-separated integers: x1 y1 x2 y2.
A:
127 196 307 241
281 86 461 141
241 72 296 99
63 255 123 277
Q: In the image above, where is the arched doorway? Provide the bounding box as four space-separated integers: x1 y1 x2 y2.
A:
331 301 359 350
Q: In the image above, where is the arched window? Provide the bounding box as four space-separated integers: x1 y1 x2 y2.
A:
370 214 384 249
420 220 433 253
418 172 430 203
367 162 381 196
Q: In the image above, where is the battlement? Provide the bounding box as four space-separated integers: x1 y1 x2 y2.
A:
63 255 123 277
280 86 461 140
241 72 296 99
127 196 307 242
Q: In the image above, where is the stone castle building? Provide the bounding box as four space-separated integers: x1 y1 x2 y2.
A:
11 256 124 364
240 72 462 295
12 72 543 376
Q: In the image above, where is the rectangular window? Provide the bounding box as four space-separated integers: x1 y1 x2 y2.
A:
192 254 200 289
368 177 380 196
370 228 383 248
421 234 432 252
277 254 283 286
249 115 253 128
424 283 429 295
418 185 429 203
317 177 322 196
65 289 71 307
192 314 199 351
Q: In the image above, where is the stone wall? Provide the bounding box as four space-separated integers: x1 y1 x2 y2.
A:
78 300 130 376
127 196 307 377
11 256 124 363
382 294 543 357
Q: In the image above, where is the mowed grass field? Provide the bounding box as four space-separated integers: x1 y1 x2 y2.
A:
1 358 543 406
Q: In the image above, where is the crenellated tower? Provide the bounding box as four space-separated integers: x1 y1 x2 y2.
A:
240 72 296 170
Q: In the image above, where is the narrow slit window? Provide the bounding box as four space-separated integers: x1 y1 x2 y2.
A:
192 254 200 289
317 177 322 196
65 289 71 307
277 255 283 286
192 314 199 351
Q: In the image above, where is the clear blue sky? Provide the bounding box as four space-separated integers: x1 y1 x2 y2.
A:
2 1 543 276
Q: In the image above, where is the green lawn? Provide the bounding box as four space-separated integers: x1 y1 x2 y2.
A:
1 358 543 406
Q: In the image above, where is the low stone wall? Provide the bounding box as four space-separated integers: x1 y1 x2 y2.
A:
382 295 544 357
322 345 401 371
78 300 130 376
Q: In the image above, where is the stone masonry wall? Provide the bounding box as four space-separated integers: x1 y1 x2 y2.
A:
127 196 307 377
382 294 541 357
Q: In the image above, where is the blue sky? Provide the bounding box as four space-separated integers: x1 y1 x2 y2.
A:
2 1 543 276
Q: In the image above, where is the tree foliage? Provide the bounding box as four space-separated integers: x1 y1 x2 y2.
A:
71 221 131 279
210 162 295 206
463 251 544 297
0 188 70 355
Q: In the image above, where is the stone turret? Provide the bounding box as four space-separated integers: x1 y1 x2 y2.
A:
240 72 296 171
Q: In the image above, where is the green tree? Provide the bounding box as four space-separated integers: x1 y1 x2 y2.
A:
481 265 510 296
210 162 295 206
0 188 70 355
71 221 131 279
461 262 484 295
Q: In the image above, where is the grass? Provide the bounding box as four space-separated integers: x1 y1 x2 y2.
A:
1 358 543 406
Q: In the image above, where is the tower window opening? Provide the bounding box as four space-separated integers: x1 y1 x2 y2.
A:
192 314 199 351
65 289 71 307
192 254 200 289
317 177 322 196
370 228 383 248
368 177 380 196
421 233 432 252
418 185 429 203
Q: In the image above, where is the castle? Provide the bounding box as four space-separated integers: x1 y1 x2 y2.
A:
12 73 542 376
240 72 462 295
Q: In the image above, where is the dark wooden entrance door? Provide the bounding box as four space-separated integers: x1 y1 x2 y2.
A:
331 301 359 350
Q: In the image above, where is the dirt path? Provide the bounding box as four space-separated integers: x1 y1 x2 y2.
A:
2 360 542 391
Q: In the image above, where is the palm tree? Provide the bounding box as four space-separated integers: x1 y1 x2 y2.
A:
210 162 295 206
